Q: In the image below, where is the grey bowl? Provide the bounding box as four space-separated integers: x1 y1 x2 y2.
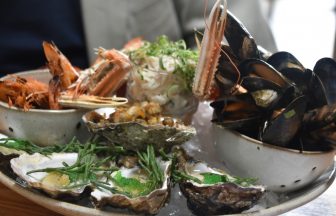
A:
212 124 335 192
0 69 89 146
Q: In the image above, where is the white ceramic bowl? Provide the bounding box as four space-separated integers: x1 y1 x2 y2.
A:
0 69 89 146
212 124 335 193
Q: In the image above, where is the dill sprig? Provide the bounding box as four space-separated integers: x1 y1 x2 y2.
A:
26 141 119 188
168 151 202 184
137 145 165 190
0 137 86 155
0 137 126 156
127 35 199 90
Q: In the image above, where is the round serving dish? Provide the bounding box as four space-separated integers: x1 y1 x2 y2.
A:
212 124 335 193
0 69 89 146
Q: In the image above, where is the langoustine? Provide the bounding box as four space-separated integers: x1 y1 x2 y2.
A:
43 42 130 109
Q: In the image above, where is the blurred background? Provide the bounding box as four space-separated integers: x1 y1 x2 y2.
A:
264 0 335 68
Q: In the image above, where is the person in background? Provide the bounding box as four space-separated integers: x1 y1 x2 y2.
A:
0 0 276 74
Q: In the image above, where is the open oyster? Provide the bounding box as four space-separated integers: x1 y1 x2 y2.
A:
0 136 26 174
0 136 26 158
174 148 265 215
91 158 171 215
10 152 87 197
83 102 196 152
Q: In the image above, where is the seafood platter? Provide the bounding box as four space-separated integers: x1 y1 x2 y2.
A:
0 0 335 215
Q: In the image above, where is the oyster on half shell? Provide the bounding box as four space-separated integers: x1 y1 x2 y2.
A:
91 159 171 215
175 148 265 215
83 106 196 152
10 152 87 197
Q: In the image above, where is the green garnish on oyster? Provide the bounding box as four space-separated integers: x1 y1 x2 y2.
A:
101 145 166 198
200 172 257 186
111 170 154 198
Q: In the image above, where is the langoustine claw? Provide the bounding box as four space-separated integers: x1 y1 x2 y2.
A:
192 0 227 100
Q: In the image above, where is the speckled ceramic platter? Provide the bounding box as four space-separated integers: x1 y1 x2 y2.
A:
0 102 335 216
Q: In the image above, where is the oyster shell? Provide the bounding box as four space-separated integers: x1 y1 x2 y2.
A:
10 152 87 197
91 159 171 215
0 146 25 156
0 138 25 175
0 135 26 159
83 107 196 152
175 148 265 215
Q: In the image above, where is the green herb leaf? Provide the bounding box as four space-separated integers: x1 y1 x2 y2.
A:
126 35 199 90
111 170 154 198
137 145 164 191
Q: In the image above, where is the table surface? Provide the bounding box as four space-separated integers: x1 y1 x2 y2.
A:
0 174 335 216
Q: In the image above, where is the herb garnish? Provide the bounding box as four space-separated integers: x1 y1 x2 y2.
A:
127 35 199 90
93 145 166 198
111 170 154 198
0 137 86 155
200 172 257 186
137 145 165 191
26 141 119 189
160 149 202 184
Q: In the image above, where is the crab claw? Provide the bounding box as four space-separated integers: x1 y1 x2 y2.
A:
42 41 79 90
192 0 227 100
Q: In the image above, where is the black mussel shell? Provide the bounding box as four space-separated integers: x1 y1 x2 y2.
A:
276 68 327 110
304 124 336 148
261 95 307 147
239 58 291 88
267 51 305 72
313 57 336 104
277 68 310 89
257 45 273 60
284 133 335 151
241 76 284 110
211 94 262 134
303 103 336 132
306 69 328 110
271 85 297 110
224 11 260 61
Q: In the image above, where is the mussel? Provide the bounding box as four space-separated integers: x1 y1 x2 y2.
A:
196 0 336 149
